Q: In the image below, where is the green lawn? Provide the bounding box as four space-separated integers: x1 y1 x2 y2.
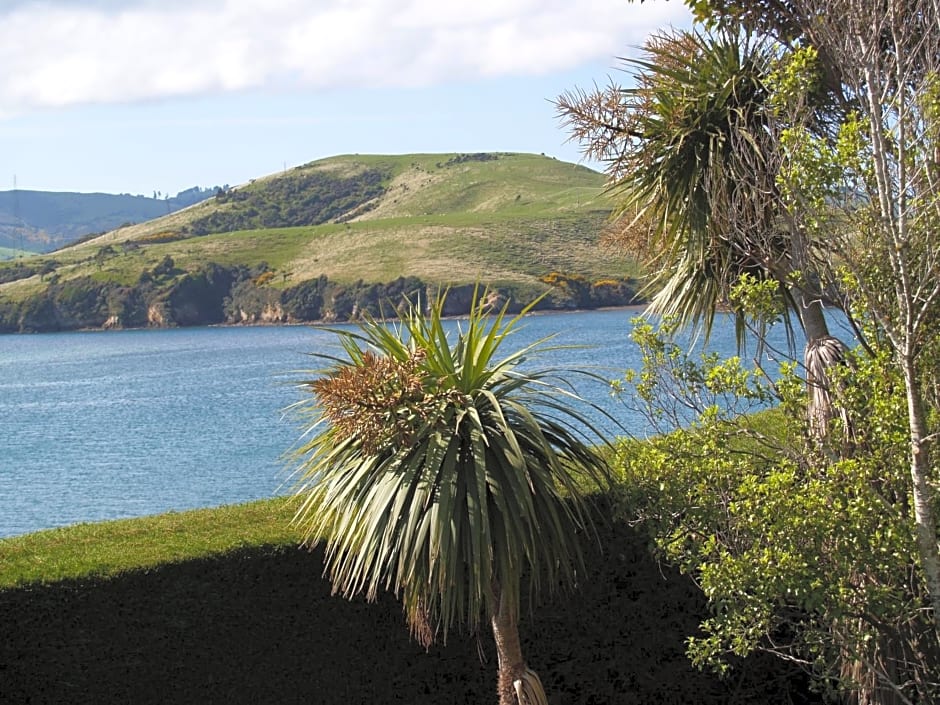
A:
0 498 300 588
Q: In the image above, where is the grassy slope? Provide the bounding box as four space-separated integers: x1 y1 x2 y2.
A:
0 153 631 302
0 415 813 703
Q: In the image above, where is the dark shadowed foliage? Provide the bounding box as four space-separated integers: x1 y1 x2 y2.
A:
0 522 820 705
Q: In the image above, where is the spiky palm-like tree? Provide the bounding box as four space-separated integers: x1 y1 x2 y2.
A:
559 31 796 331
289 292 609 705
557 28 847 434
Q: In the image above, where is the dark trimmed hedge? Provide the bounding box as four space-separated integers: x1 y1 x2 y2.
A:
0 521 819 705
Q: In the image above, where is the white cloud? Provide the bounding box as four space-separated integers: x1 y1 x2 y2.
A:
0 0 690 114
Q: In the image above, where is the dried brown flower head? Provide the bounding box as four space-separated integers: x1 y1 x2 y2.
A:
310 349 437 455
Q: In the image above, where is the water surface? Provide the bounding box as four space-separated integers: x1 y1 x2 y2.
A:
0 310 800 537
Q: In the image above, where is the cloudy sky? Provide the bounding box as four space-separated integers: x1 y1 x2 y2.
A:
0 0 690 195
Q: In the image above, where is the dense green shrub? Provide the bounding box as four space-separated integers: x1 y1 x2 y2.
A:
0 300 18 332
14 294 58 333
151 255 177 279
190 168 389 235
281 276 329 322
350 276 424 318
11 276 122 331
104 286 148 328
159 264 241 326
438 152 500 168
612 319 939 702
540 271 638 309
224 278 283 323
0 263 36 285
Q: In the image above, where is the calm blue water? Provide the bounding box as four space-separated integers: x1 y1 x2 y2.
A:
0 309 804 538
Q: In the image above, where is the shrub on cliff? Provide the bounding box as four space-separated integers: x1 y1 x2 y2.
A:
281 276 329 322
160 264 241 326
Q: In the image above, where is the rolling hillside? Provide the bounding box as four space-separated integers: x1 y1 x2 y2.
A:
0 153 639 333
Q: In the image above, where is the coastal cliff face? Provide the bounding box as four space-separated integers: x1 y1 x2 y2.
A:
435 284 476 316
232 303 287 324
147 304 169 327
0 267 640 334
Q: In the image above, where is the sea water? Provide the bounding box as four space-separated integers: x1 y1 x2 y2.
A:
0 309 799 537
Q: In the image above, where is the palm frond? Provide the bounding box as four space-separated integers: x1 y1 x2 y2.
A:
288 289 610 643
561 28 799 342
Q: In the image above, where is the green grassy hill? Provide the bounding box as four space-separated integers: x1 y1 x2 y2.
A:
51 152 618 284
0 153 640 333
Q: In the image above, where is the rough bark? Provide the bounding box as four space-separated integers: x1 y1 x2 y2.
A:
491 588 526 705
839 618 917 705
784 212 850 439
490 586 547 705
790 263 850 439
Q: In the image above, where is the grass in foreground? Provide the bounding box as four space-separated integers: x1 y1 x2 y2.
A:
0 497 301 588
0 499 816 705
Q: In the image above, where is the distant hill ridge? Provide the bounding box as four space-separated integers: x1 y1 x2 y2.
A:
69 152 609 247
0 187 218 253
0 152 642 334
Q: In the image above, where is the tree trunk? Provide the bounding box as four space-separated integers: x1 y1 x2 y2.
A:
839 621 913 705
784 220 851 440
791 283 851 439
797 288 831 343
900 358 940 642
805 334 850 440
490 586 547 705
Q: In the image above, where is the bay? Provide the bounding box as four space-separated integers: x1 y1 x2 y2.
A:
0 309 796 538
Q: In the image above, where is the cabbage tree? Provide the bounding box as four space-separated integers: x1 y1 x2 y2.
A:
557 29 848 435
289 292 609 704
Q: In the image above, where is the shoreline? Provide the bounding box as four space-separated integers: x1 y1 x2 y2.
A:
1 301 652 336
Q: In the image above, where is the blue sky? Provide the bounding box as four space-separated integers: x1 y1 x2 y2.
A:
0 0 690 196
